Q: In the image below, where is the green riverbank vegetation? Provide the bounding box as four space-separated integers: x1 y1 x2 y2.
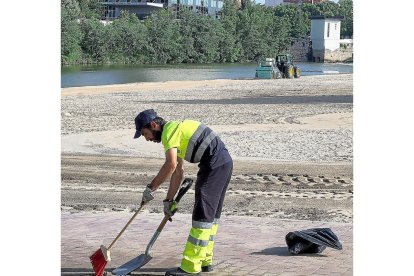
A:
61 0 353 65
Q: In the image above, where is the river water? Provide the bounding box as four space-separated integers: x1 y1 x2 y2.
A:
61 62 353 88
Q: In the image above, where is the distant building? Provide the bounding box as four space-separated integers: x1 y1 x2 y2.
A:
310 15 352 62
302 0 326 3
264 0 283 7
266 0 326 7
101 0 224 20
283 0 326 4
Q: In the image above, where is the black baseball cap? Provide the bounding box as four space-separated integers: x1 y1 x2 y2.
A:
133 109 157 139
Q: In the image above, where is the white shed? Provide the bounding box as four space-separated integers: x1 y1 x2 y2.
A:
311 16 343 62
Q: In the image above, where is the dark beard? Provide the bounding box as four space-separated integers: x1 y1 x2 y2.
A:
152 129 162 143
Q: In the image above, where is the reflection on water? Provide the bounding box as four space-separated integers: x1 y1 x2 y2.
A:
61 62 353 88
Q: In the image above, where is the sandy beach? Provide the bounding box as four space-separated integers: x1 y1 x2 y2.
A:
61 74 353 223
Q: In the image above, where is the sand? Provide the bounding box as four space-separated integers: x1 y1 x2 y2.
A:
61 74 353 223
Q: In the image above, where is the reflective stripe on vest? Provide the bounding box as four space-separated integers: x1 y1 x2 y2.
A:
193 131 217 162
184 124 206 162
184 124 217 163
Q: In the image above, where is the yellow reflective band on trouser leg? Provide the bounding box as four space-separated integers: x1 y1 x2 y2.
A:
202 220 219 267
180 221 212 273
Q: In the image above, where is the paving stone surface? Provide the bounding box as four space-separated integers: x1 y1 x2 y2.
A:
61 211 352 275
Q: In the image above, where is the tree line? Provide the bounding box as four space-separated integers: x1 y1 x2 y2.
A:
61 0 353 65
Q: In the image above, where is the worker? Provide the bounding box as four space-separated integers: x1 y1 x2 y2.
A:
134 109 233 276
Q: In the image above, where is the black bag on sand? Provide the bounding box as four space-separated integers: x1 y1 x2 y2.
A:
285 228 342 255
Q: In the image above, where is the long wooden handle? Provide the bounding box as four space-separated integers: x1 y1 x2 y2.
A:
156 214 171 232
143 179 194 255
153 179 193 234
107 202 146 250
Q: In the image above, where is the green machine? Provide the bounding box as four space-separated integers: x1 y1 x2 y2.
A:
255 54 301 79
255 58 282 79
275 54 301 79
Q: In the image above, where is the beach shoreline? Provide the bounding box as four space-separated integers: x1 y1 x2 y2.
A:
61 74 353 223
61 74 353 96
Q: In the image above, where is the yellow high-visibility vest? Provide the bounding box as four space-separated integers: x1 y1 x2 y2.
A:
161 120 217 163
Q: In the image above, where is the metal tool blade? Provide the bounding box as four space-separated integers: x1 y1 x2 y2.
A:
112 254 152 275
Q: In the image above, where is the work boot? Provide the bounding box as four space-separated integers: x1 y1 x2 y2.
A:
165 267 200 276
201 265 213 272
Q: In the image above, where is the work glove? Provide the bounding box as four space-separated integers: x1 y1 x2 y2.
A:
141 185 155 204
163 199 178 221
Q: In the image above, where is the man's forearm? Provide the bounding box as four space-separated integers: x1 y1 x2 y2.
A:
150 161 176 190
166 170 183 200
